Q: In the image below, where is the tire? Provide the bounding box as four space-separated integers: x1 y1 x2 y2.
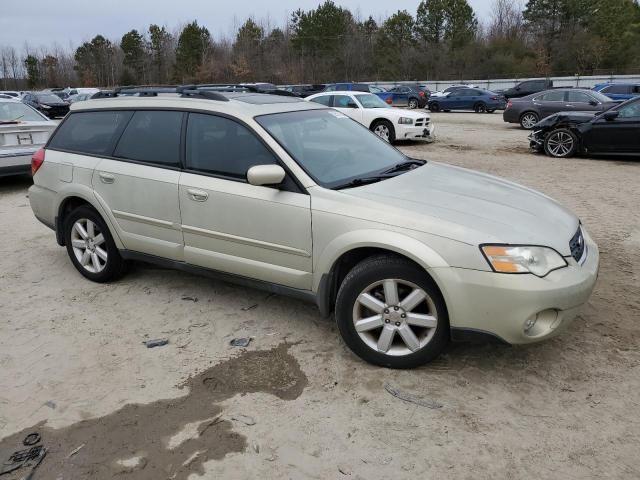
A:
335 255 449 369
473 102 487 113
370 120 395 143
428 102 440 112
486 109 495 113
63 205 127 282
543 128 578 158
519 111 539 129
408 98 419 109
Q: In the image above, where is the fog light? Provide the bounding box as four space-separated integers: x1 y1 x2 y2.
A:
524 316 537 332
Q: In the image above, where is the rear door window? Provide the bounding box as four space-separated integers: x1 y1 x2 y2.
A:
185 113 277 179
538 91 564 101
113 110 183 166
311 95 332 106
567 91 593 103
48 111 133 155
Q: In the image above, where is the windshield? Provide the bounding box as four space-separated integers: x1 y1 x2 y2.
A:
36 94 64 103
256 109 407 188
0 101 46 122
356 94 389 108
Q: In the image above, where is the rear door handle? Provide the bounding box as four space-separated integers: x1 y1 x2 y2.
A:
187 188 209 202
98 172 115 184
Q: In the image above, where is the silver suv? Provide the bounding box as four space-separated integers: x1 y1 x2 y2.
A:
29 89 599 368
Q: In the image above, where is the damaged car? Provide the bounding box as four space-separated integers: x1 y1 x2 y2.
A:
529 96 640 158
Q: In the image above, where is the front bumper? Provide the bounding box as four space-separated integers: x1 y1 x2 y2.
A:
433 229 599 344
397 123 436 142
0 150 35 176
528 130 544 150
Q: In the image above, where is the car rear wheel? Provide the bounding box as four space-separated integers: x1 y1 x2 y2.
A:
428 102 440 112
63 205 127 282
486 109 496 113
371 120 395 143
335 255 449 368
519 112 539 129
474 102 487 113
544 128 578 158
408 98 419 109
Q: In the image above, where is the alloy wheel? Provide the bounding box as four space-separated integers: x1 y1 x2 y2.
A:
521 113 538 129
352 279 438 357
546 131 574 157
70 218 108 273
374 124 390 142
409 99 418 109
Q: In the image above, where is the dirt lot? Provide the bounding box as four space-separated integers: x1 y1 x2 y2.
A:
1 111 639 479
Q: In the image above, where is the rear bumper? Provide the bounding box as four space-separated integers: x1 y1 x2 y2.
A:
0 151 35 176
434 229 599 345
502 108 520 123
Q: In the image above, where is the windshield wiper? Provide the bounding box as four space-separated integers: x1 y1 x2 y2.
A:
381 159 426 175
333 175 393 190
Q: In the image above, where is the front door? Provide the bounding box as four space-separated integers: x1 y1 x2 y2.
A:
332 94 363 123
178 112 313 289
92 110 184 260
586 101 640 153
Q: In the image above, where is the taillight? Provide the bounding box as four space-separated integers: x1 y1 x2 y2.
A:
419 91 425 97
386 97 392 104
490 96 498 100
506 100 513 109
31 148 45 176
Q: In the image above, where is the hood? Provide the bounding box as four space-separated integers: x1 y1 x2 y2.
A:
535 111 596 128
374 108 429 120
342 162 579 255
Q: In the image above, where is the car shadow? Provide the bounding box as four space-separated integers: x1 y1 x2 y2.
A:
0 174 32 192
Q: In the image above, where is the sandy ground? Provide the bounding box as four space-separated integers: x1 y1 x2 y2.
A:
0 111 639 479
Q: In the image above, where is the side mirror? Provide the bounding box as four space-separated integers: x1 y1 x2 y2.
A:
515 86 521 91
247 164 286 187
346 102 358 108
589 100 598 106
603 110 619 121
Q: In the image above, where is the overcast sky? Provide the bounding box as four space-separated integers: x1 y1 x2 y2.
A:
0 0 494 51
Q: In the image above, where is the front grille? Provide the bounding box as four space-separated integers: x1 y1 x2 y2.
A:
569 226 585 262
415 118 428 127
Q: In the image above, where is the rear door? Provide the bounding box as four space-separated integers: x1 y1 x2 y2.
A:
535 90 565 118
391 87 409 107
179 113 312 289
91 110 185 260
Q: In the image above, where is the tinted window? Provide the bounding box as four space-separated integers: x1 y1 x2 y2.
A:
114 110 182 166
538 91 564 101
311 95 332 106
617 101 640 119
334 95 357 108
49 111 132 154
633 86 640 94
567 91 594 103
602 85 630 94
36 94 64 103
186 113 277 178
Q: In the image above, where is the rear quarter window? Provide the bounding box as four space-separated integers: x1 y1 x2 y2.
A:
48 111 133 155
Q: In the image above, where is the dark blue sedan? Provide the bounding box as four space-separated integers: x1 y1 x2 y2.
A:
428 88 506 113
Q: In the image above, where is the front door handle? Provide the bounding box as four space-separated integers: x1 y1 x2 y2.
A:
98 172 115 184
187 188 209 202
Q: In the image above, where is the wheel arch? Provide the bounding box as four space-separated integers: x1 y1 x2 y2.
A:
314 230 449 317
56 188 123 249
369 117 393 130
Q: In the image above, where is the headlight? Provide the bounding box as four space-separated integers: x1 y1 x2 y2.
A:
480 245 567 277
398 117 413 125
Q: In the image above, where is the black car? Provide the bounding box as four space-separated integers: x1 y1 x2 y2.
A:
281 84 326 97
529 96 640 158
386 85 429 109
22 92 70 118
503 79 554 99
503 88 618 129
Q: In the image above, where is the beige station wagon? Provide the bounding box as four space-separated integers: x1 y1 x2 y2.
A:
29 88 599 368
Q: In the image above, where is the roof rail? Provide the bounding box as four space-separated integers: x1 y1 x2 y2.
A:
179 89 230 102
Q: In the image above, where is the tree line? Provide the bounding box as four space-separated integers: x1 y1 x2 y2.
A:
2 0 640 90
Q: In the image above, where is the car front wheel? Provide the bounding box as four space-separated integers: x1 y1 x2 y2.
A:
63 205 127 282
371 120 396 143
335 255 449 368
544 128 578 158
428 102 440 112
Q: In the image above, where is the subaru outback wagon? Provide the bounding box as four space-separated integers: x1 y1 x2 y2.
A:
29 89 599 368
